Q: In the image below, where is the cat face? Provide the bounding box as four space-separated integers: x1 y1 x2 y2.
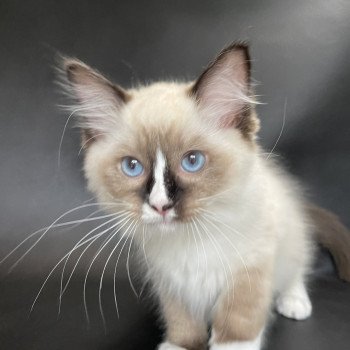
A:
61 43 260 231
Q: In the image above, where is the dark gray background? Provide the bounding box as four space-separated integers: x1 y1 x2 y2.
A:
0 1 349 349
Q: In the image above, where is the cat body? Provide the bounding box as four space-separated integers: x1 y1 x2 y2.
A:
143 152 312 316
61 43 349 350
139 140 313 350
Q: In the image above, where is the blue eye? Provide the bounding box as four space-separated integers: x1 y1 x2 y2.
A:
181 151 205 173
121 157 144 177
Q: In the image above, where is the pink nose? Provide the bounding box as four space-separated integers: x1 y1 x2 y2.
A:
151 203 173 216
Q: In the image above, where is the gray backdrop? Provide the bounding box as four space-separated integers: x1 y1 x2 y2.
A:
0 1 349 349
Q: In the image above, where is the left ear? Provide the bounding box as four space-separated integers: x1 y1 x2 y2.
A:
190 42 259 139
59 57 131 147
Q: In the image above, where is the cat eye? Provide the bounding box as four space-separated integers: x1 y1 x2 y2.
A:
181 151 206 173
121 157 144 177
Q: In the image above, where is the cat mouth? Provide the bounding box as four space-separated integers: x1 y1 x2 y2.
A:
145 213 176 225
141 203 177 225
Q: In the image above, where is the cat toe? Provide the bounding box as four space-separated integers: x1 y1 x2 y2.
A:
158 342 187 350
276 294 312 320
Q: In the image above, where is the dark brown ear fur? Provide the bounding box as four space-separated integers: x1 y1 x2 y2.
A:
192 42 251 94
64 59 130 104
61 58 131 147
190 42 259 139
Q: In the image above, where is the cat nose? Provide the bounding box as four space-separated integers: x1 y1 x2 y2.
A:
151 203 174 216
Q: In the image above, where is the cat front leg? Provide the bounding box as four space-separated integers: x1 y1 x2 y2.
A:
210 265 273 350
276 277 312 320
158 295 208 350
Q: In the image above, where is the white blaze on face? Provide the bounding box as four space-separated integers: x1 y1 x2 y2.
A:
149 149 169 212
142 148 176 225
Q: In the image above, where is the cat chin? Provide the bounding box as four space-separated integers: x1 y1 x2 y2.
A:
155 222 177 233
142 220 178 234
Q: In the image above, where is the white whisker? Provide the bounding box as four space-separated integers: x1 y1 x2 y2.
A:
198 208 250 242
58 108 79 168
195 217 234 334
30 224 116 314
3 203 122 272
192 218 209 299
78 132 107 156
141 224 150 270
266 97 287 160
83 215 133 324
113 226 135 318
199 212 252 293
125 222 140 298
189 220 200 285
98 219 138 326
58 212 130 314
197 185 236 204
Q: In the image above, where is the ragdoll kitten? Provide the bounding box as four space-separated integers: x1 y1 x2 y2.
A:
60 43 350 350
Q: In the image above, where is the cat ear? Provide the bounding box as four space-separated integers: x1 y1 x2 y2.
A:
191 42 259 138
60 58 131 145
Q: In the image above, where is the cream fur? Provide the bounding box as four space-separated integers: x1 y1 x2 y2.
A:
80 82 313 349
142 153 313 315
64 49 314 350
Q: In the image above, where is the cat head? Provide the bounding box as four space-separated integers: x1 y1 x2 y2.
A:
60 43 260 232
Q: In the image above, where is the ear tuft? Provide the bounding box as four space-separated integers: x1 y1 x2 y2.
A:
58 57 131 146
191 42 259 139
192 41 251 95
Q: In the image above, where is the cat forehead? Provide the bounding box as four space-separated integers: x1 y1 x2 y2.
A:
100 81 236 154
131 81 191 100
125 82 197 125
116 85 213 153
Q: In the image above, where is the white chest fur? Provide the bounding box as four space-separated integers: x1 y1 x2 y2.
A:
142 222 262 320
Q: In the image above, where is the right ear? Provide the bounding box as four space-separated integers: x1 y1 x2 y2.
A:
190 42 259 139
60 57 131 146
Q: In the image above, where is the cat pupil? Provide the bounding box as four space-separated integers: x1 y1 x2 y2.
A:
129 159 137 169
189 154 196 164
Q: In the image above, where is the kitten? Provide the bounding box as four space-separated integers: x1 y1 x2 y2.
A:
60 43 350 350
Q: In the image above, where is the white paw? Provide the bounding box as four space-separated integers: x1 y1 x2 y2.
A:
209 332 262 350
158 342 187 350
276 293 312 320
210 341 261 350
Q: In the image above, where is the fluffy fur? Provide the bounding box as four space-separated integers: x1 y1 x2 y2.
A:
60 43 341 350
